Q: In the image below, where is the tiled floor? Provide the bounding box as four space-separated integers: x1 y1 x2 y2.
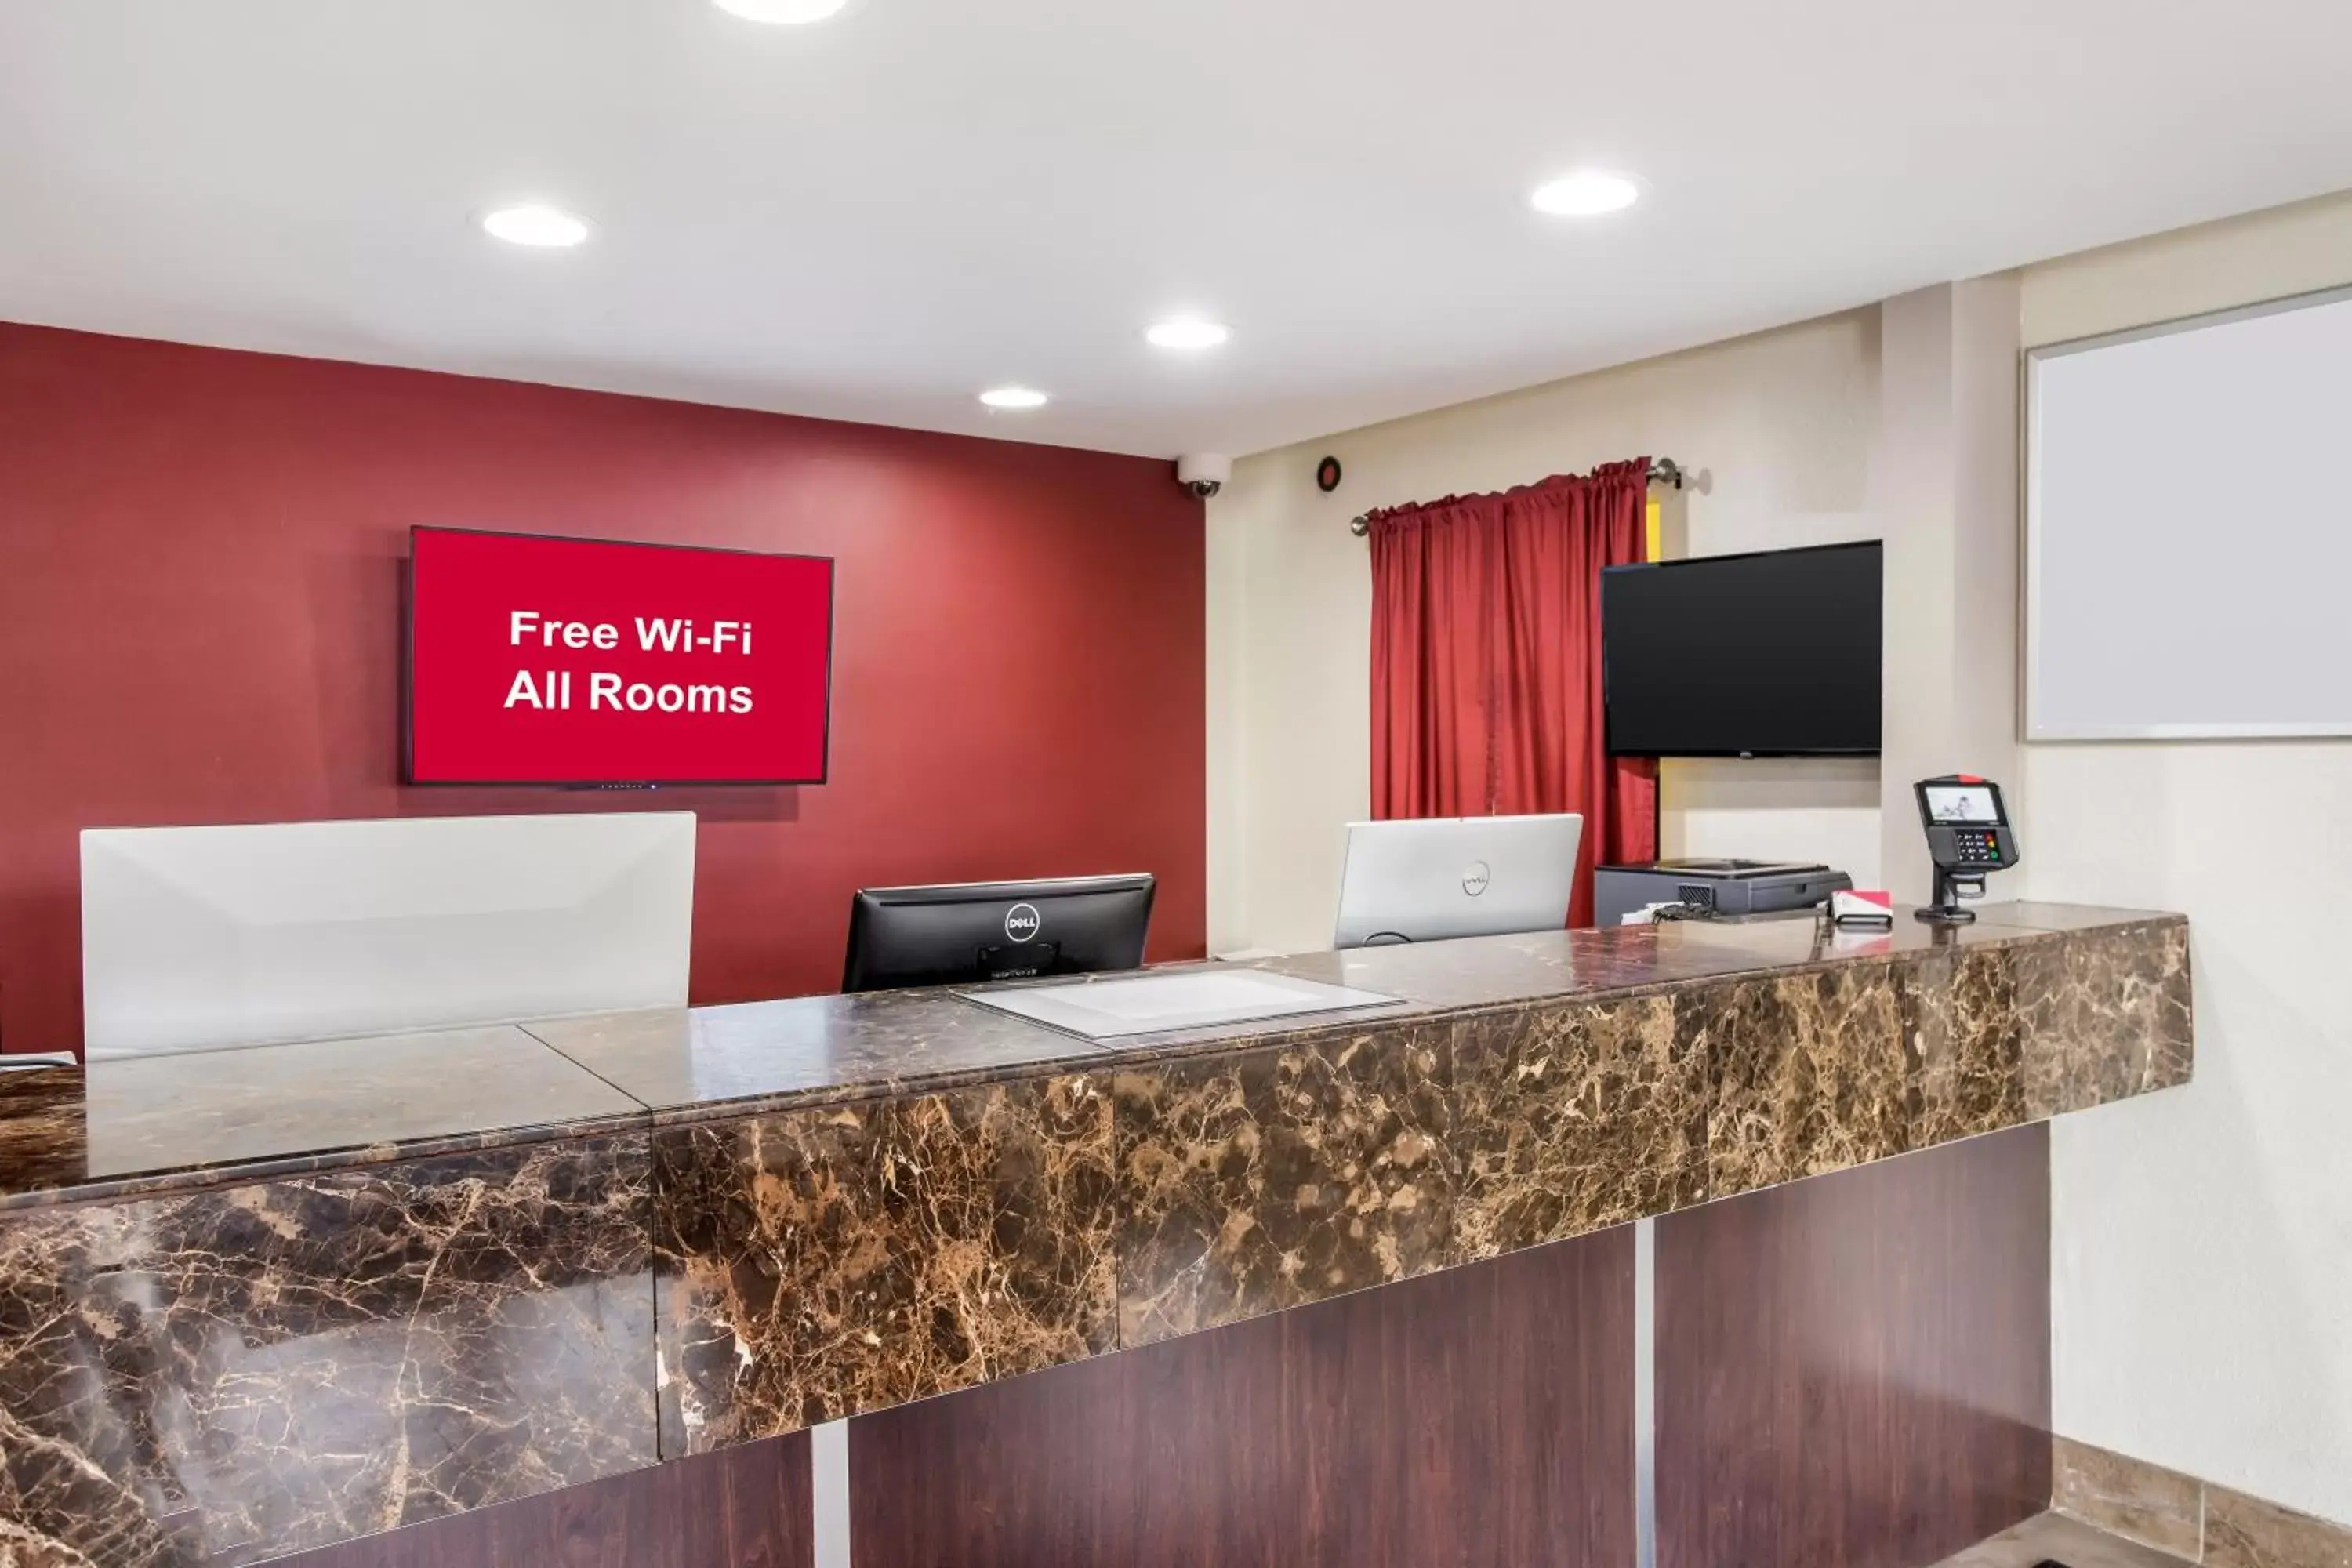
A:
1936 1512 2194 1568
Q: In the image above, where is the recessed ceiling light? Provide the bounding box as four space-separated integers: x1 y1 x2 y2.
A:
978 386 1049 410
481 205 590 248
713 0 850 21
1145 318 1231 350
1530 171 1641 216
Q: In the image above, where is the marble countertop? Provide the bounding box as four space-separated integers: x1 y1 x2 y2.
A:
0 901 2177 1210
0 1025 647 1210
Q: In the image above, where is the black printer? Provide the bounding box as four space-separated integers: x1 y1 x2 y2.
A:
1592 858 1853 927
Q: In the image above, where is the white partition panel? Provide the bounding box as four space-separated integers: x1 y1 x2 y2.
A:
82 812 695 1057
2026 285 2352 739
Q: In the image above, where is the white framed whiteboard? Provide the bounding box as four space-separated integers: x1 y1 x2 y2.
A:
2025 283 2352 740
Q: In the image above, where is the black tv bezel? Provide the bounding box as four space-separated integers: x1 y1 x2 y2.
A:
402 524 837 789
1600 538 1883 760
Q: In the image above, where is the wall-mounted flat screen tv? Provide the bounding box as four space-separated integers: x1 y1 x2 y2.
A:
407 527 835 786
1601 540 1882 757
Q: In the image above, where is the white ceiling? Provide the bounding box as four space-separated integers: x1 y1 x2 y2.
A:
5 0 2350 459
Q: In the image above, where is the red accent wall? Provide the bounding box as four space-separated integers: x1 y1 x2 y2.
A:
0 324 1206 1054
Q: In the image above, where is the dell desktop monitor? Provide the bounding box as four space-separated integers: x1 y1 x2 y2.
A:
841 874 1156 993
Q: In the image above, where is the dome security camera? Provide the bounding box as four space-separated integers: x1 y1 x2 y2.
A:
1175 454 1232 499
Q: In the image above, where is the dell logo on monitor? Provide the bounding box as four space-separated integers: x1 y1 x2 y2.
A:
1004 902 1042 942
1462 861 1491 898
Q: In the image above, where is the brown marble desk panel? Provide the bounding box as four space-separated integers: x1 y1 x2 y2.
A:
0 905 2194 1566
0 1136 655 1567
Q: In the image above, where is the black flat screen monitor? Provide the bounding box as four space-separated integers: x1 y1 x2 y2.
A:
841 874 1156 993
1601 540 1882 757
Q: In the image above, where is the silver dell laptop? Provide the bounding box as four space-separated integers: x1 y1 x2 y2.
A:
1332 813 1584 949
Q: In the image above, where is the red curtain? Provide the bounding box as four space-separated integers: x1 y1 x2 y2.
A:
1367 460 1658 927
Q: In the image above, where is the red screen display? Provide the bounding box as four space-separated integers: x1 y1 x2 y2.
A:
407 528 833 784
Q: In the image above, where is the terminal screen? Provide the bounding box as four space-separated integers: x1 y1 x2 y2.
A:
1922 783 2002 826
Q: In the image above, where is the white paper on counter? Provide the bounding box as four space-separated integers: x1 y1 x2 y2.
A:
958 969 1399 1040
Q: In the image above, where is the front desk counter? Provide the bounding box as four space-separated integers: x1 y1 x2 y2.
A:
0 903 2194 1567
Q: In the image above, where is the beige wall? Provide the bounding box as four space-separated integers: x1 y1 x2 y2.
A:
2020 189 2352 1526
1875 278 2024 900
1205 309 1884 955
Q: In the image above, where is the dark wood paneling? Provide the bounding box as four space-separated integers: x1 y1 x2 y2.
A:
265 1433 812 1568
849 1222 1636 1568
1657 1123 2053 1568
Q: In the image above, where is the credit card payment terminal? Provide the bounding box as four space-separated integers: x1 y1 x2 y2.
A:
1915 775 2019 924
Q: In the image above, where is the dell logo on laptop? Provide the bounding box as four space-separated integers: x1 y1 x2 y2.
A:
1004 903 1042 942
1462 861 1491 897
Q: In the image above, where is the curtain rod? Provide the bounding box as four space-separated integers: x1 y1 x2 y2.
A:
1347 457 1690 537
